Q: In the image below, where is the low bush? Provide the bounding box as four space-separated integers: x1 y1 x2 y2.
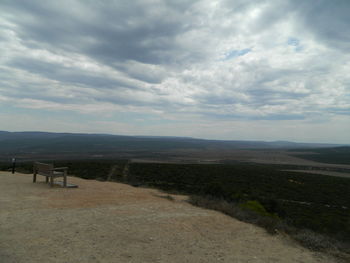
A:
188 195 350 259
239 200 279 219
189 195 279 234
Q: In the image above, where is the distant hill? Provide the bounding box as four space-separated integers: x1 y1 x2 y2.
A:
0 131 344 157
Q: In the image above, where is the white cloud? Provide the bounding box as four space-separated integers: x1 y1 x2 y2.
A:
0 0 349 143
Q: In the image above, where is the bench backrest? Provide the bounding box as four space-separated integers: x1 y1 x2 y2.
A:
34 162 54 176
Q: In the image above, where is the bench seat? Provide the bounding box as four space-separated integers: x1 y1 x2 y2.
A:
33 162 68 187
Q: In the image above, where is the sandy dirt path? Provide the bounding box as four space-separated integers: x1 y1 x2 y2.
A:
0 172 338 263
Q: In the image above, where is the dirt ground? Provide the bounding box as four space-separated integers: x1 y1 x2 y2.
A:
0 172 339 263
131 149 350 170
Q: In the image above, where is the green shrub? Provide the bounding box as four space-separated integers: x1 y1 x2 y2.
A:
239 200 279 219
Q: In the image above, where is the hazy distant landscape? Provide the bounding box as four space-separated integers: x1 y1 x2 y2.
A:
1 131 350 258
0 131 349 163
1 130 350 176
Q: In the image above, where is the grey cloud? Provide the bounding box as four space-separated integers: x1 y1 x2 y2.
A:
1 0 200 66
248 0 350 51
0 0 349 127
121 69 164 84
197 95 243 106
222 0 350 52
112 62 168 84
1 60 182 111
248 89 308 103
289 0 350 51
7 57 139 90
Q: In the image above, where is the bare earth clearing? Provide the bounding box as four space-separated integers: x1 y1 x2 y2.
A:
131 149 350 167
0 172 339 263
283 170 350 178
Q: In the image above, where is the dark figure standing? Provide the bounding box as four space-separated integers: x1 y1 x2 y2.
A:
11 158 16 174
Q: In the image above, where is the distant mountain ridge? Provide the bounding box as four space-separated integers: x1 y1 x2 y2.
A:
0 131 345 156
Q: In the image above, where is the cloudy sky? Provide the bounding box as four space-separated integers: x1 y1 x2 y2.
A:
1 0 349 143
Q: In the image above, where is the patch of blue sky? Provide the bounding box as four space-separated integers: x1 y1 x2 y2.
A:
288 37 299 46
326 107 350 115
287 37 303 52
223 48 251 60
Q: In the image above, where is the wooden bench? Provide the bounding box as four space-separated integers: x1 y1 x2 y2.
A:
33 162 68 187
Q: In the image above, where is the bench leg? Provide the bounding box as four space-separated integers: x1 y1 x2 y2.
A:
63 174 67 187
46 176 49 183
33 172 37 183
50 176 54 187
